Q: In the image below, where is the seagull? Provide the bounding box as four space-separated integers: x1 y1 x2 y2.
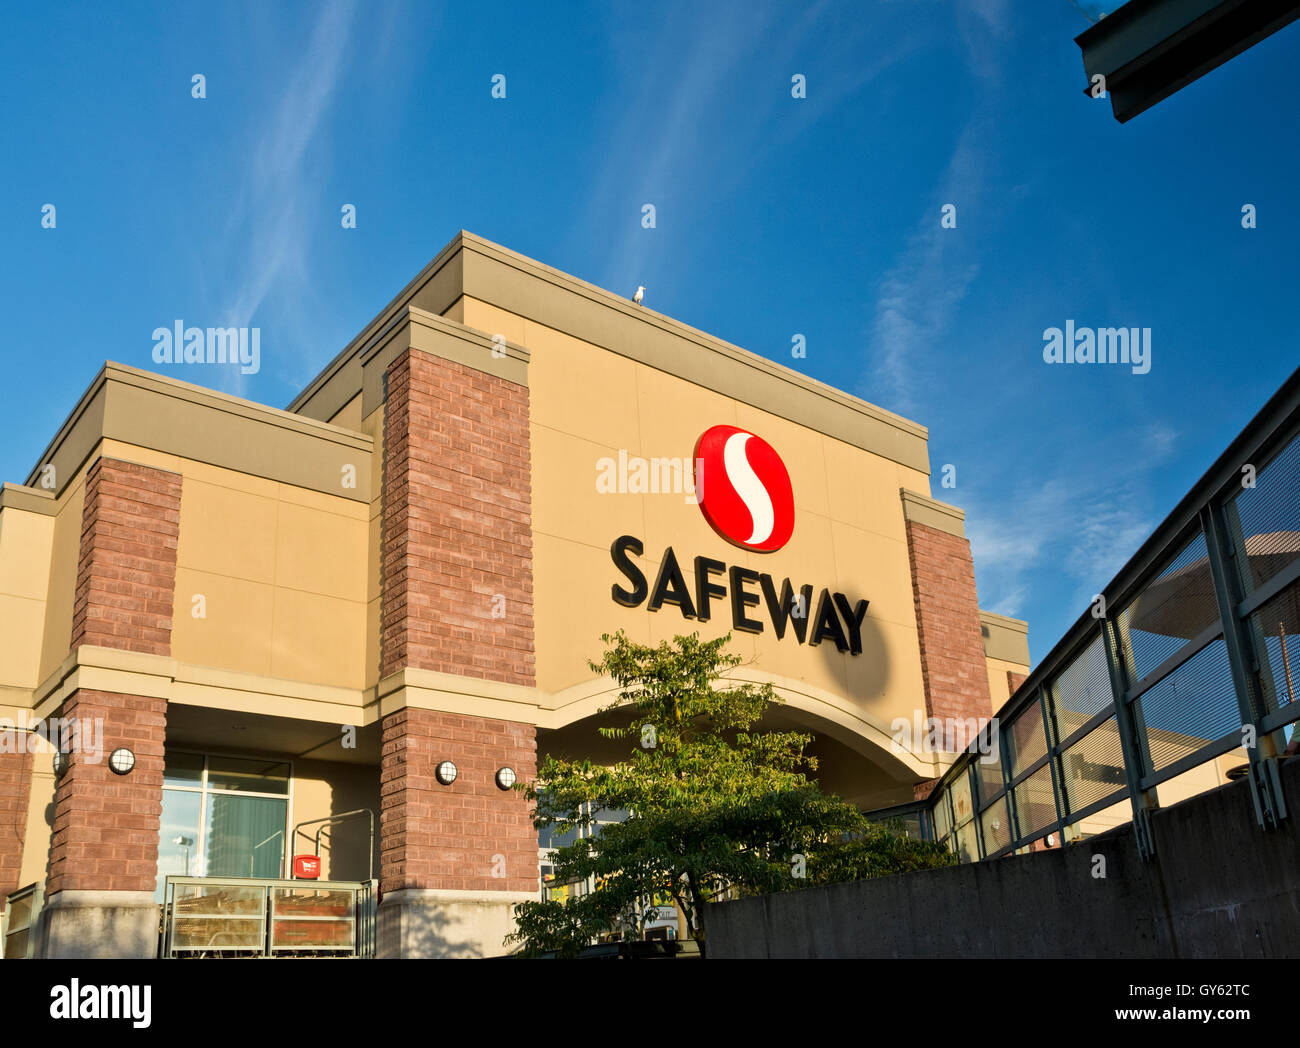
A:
633 285 645 305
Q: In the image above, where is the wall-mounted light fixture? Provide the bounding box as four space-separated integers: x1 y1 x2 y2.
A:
495 766 517 791
108 748 136 776
435 760 458 786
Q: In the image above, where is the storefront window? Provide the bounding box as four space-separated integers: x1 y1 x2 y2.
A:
155 751 291 899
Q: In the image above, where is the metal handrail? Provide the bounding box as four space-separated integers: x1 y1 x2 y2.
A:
291 808 376 882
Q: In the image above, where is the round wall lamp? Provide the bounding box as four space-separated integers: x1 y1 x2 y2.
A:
108 748 136 776
435 760 458 786
52 751 69 778
495 766 517 791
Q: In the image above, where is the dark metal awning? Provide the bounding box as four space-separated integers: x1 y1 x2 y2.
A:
1076 0 1300 122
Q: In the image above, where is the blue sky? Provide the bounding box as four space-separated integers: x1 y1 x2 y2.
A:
2 0 1297 662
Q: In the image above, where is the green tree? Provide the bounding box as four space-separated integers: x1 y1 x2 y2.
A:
509 630 952 956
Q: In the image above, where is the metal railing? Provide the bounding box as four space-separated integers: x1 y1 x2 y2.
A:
160 876 377 958
879 365 1300 861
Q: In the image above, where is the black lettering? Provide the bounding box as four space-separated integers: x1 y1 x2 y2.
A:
610 535 647 607
728 566 763 634
694 556 727 622
808 589 849 652
760 575 813 643
833 593 870 655
647 547 696 618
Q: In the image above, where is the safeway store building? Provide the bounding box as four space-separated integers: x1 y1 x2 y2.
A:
0 232 1034 959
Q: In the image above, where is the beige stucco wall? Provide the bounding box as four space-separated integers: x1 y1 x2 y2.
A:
289 758 381 881
19 747 55 889
459 297 935 759
37 478 86 687
986 656 1030 709
0 504 55 692
100 440 371 691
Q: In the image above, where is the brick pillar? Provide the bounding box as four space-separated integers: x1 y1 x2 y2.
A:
0 750 34 898
1008 671 1028 697
38 457 179 959
380 709 537 895
901 491 993 730
45 689 166 895
378 347 538 957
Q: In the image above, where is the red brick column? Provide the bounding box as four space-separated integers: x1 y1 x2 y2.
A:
0 750 34 898
904 518 993 725
47 457 179 898
1007 671 1028 697
379 348 538 904
381 348 534 683
45 690 167 895
72 458 182 654
380 709 537 895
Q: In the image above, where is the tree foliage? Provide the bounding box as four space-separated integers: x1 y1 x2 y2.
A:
508 631 953 956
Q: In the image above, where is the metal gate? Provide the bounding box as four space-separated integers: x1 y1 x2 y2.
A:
161 876 377 958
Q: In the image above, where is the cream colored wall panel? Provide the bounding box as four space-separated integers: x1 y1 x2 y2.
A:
632 361 738 462
530 424 646 548
100 439 182 475
19 750 55 888
532 533 654 695
828 522 917 631
291 758 381 880
0 509 54 600
897 463 933 500
461 296 527 345
0 595 47 688
271 588 366 690
366 515 383 604
443 296 466 324
170 455 279 500
171 567 275 677
328 393 363 433
985 655 1030 709
735 614 847 705
733 404 830 520
822 437 910 543
638 482 754 570
524 319 642 453
277 483 368 521
843 616 926 715
362 405 384 505
178 479 278 584
365 596 381 690
274 502 367 603
38 476 85 686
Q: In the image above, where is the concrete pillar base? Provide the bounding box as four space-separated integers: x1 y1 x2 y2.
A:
377 888 534 958
35 890 159 959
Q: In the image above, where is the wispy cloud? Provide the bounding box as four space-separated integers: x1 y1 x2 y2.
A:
860 2 1010 416
866 120 985 416
963 422 1180 621
575 4 918 298
201 0 359 396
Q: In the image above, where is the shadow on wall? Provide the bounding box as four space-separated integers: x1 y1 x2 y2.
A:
323 764 383 883
379 894 525 959
704 756 1300 959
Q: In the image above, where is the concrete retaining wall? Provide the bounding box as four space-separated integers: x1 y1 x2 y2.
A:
706 756 1300 958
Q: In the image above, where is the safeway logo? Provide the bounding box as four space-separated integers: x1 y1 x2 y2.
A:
693 425 795 552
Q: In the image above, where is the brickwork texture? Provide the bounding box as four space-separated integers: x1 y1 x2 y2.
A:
905 519 994 725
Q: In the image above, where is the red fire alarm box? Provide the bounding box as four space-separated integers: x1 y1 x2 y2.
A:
292 854 322 879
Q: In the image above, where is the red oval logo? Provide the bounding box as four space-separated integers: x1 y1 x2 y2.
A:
693 426 795 552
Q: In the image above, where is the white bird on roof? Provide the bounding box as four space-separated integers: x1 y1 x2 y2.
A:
633 285 645 305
